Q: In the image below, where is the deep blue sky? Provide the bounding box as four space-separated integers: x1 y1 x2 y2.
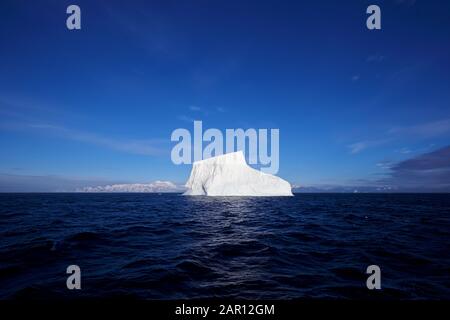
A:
0 0 449 191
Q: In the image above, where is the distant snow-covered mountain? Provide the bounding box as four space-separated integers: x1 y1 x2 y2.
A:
78 180 185 193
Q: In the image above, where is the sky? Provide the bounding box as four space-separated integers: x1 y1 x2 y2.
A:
0 0 449 191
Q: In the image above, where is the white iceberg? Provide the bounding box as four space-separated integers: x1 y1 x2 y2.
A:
183 151 293 196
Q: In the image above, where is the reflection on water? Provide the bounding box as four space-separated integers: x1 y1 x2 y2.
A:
0 193 449 299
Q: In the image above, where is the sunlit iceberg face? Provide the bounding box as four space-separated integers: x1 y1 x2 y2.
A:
183 151 293 197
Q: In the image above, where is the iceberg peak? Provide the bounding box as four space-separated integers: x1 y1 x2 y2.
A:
183 151 293 196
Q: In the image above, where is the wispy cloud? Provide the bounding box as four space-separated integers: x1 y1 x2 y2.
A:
296 146 450 192
43 124 167 156
348 142 367 154
351 75 360 82
177 115 196 123
0 94 168 156
397 147 412 154
347 138 390 154
388 119 450 138
1 121 168 156
382 145 450 191
0 173 122 192
189 105 201 111
376 161 394 169
367 54 385 63
347 119 450 154
360 145 450 191
178 104 227 122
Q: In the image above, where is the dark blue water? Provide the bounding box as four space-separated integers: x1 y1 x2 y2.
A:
0 193 449 300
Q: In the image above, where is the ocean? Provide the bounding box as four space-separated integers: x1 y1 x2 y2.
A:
0 193 449 299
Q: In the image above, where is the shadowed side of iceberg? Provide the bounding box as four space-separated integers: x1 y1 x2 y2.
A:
183 151 293 196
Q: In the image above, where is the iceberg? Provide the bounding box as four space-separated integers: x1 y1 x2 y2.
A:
183 151 293 196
